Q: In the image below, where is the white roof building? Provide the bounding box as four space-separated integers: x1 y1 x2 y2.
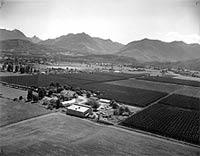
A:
66 104 92 118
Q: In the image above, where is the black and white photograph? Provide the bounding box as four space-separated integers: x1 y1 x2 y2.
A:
0 0 199 155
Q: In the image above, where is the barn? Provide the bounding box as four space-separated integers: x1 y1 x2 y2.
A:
66 104 92 118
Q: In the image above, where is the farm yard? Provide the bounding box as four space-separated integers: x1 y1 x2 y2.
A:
121 103 200 145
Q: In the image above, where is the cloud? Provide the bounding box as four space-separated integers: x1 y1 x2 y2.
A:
165 32 200 44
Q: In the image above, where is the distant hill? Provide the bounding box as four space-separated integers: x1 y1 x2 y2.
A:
29 35 42 43
0 39 80 57
0 29 28 41
1 29 200 64
117 39 200 62
0 29 42 44
39 32 124 55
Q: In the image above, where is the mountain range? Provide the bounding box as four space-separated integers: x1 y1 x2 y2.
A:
0 29 200 63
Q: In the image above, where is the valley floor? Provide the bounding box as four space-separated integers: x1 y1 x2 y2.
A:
0 97 199 156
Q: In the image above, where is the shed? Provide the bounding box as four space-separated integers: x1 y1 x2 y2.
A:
66 104 92 118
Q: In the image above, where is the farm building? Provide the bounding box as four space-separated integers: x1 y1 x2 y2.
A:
99 98 111 104
66 104 92 118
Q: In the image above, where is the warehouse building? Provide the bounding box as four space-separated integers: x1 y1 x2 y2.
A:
66 104 92 118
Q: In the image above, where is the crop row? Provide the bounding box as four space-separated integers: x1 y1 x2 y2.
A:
80 83 167 107
121 103 200 145
0 75 91 87
160 94 200 111
137 76 200 87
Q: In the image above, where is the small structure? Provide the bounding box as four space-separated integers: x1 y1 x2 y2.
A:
62 98 76 107
66 104 92 118
99 98 111 104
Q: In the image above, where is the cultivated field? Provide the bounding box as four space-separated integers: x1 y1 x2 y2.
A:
0 111 199 156
80 83 167 107
174 86 200 98
0 72 144 87
121 103 200 145
137 76 200 87
0 73 167 107
107 78 182 93
159 94 200 111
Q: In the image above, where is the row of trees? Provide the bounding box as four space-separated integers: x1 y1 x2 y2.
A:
2 63 38 74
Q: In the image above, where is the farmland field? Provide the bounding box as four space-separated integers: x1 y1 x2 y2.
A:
0 72 145 87
106 79 182 93
80 83 167 107
159 94 200 111
121 103 200 145
0 73 167 107
0 110 199 156
174 86 200 98
137 76 200 87
0 98 51 127
0 74 91 87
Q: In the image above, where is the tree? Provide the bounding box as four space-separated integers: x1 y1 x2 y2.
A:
27 89 33 101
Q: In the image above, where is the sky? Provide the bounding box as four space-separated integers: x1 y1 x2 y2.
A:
0 0 200 44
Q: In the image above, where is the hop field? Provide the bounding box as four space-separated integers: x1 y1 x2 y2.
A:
121 103 200 145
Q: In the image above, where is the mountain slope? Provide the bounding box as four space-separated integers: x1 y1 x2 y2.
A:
29 35 42 43
0 29 42 44
39 33 124 55
0 39 80 57
117 39 200 62
0 29 28 41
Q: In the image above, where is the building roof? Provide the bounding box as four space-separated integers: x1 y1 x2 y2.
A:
67 104 90 113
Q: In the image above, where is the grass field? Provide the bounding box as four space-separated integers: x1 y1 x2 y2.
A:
0 111 199 156
107 78 182 93
0 83 27 99
80 83 167 107
137 76 200 87
159 94 200 111
0 98 51 127
121 103 200 145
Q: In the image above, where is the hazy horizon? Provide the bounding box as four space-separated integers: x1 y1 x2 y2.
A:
0 0 200 44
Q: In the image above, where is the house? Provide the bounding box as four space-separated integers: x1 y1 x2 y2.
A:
66 104 92 118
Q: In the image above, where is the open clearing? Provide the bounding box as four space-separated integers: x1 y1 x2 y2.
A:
0 111 199 156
